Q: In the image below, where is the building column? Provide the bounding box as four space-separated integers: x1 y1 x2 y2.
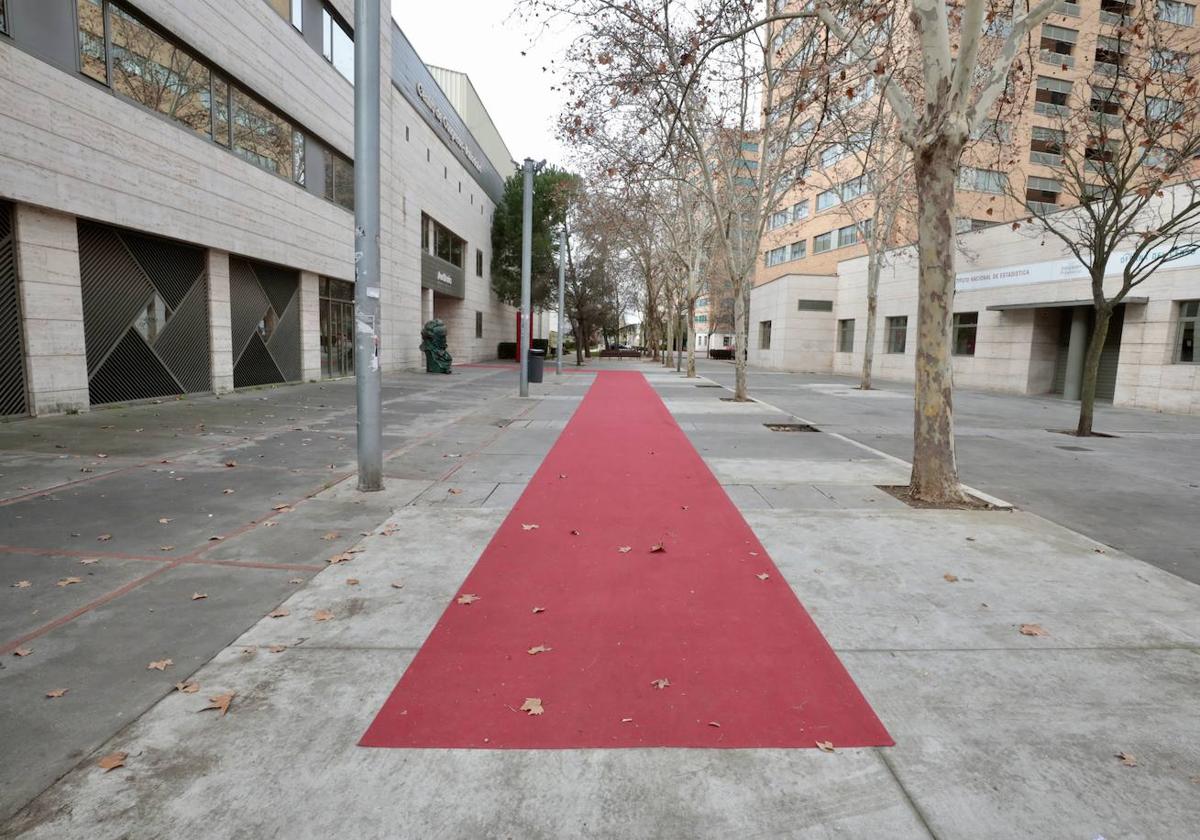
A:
422 286 434 325
1063 306 1090 401
207 249 234 394
299 271 321 381
14 205 89 416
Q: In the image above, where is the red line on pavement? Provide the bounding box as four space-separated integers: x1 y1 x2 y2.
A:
361 372 893 750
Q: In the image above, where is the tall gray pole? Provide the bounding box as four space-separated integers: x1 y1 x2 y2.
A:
519 158 534 397
556 228 565 376
353 0 382 491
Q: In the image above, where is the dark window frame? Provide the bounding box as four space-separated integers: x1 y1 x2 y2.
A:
0 0 9 36
837 319 855 353
475 310 484 339
476 248 484 277
885 315 907 354
1176 300 1198 363
759 320 772 350
953 312 979 356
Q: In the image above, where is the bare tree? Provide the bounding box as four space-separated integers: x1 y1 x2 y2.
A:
1003 8 1200 435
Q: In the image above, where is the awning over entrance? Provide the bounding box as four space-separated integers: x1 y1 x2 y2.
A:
986 297 1148 312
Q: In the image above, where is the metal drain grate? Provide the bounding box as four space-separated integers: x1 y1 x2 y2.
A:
764 423 820 432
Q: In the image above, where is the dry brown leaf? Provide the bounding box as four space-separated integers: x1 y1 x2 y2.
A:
80 558 100 566
346 578 360 586
649 543 666 554
1116 752 1137 767
97 534 112 542
1019 623 1049 637
558 474 568 479
208 535 223 542
313 609 334 622
45 688 68 698
531 606 545 613
222 488 235 495
527 645 552 655
56 577 82 587
391 581 405 589
448 488 463 495
816 740 835 752
191 592 207 601
267 607 290 618
241 647 256 656
159 545 175 552
617 546 632 554
327 554 352 565
456 593 480 605
321 531 340 541
289 578 304 584
158 517 172 524
147 658 173 671
707 721 721 728
263 521 278 528
224 460 237 468
521 523 539 531
13 647 32 657
756 573 770 581
651 678 671 690
943 573 959 583
570 529 581 536
267 645 287 654
12 580 32 589
200 692 235 716
175 680 199 694
519 697 544 716
272 504 292 512
97 751 127 772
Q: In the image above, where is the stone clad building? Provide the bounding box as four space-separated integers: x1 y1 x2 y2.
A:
0 0 516 417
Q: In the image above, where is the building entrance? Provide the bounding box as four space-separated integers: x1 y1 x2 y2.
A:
320 277 355 378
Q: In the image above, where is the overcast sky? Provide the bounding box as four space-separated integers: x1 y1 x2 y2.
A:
390 1 572 169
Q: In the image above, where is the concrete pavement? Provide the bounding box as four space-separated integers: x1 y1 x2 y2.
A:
3 360 1199 838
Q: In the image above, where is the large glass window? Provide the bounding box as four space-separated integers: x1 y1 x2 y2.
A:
323 149 354 210
765 245 787 266
886 316 907 354
837 319 855 353
78 0 108 81
813 231 833 254
110 5 212 139
266 0 303 30
212 77 231 146
1177 300 1198 363
1157 0 1195 25
790 241 806 260
233 88 294 178
0 0 7 35
953 312 978 356
322 8 355 83
423 214 465 268
759 321 772 350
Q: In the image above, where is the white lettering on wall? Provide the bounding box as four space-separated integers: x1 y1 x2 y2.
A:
417 82 483 172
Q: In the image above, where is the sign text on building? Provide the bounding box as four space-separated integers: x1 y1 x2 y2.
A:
417 82 483 172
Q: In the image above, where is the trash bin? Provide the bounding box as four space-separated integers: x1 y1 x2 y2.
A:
527 349 545 383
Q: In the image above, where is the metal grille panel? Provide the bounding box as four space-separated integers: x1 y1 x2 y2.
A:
228 257 272 353
153 278 212 393
266 296 302 382
234 332 284 388
121 230 206 311
78 222 155 373
89 329 183 405
0 201 28 417
252 261 299 318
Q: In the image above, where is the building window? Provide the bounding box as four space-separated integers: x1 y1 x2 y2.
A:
475 311 484 339
837 223 867 248
266 0 303 30
722 335 732 347
1030 126 1065 165
233 88 296 179
695 314 708 323
816 189 841 211
323 149 354 210
1151 48 1190 74
78 0 107 81
1040 24 1077 63
1035 76 1072 116
813 231 833 254
1177 300 1198 362
322 6 355 83
768 209 790 230
953 312 978 356
765 246 788 267
958 166 1008 195
792 200 810 221
1095 35 1130 76
741 140 760 152
837 319 855 353
423 214 465 268
476 248 484 277
1157 0 1195 25
0 0 7 35
972 118 1013 144
884 316 907 354
759 320 772 350
1026 176 1062 214
1090 86 1122 119
790 241 806 260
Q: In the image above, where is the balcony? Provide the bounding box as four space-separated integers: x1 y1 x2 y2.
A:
1040 50 1075 68
1035 101 1071 117
1094 61 1120 76
1055 1 1081 15
1026 200 1061 216
1030 150 1064 166
1099 11 1130 25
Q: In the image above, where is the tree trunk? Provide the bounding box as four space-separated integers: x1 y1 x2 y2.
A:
1076 305 1112 436
573 318 584 367
686 298 696 378
664 310 674 368
861 250 880 391
909 141 966 503
733 281 749 400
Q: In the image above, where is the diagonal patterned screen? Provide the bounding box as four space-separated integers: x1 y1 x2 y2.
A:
0 201 28 417
230 256 300 388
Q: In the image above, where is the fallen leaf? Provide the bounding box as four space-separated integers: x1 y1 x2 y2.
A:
313 609 334 622
456 593 480 605
97 751 127 772
1019 623 1049 637
531 606 545 613
681 505 689 511
756 573 770 581
651 678 671 690
222 488 236 495
346 578 360 586
57 577 82 587
1116 751 1137 767
327 554 352 565
391 581 405 589
241 646 256 656
97 534 112 542
527 645 553 655
175 680 199 693
191 592 207 601
448 488 463 496
224 460 237 468
558 474 568 479
160 545 175 552
708 721 721 728
12 580 32 589
621 717 634 723
264 521 278 528
522 523 539 531
200 692 235 716
321 531 340 541
617 546 632 554
272 504 292 512
649 543 665 553
13 647 32 657
519 697 544 716
80 558 100 566
289 578 304 584
45 688 68 698
208 535 223 542
267 607 289 618
943 573 959 583
147 658 173 671
570 529 581 536
158 518 173 524
268 645 287 654
816 740 835 752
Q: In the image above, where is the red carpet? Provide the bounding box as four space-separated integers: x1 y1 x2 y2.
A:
360 372 892 749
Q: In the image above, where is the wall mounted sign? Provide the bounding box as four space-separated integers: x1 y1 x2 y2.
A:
421 252 465 299
417 82 483 172
956 246 1200 293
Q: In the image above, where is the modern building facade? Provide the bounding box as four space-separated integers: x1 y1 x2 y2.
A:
0 0 516 417
749 185 1200 414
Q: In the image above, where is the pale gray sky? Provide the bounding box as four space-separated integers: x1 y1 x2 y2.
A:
390 0 571 168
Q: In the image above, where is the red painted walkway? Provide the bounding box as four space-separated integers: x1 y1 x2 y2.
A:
361 372 892 749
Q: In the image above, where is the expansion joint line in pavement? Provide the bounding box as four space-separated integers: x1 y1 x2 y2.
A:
362 371 892 750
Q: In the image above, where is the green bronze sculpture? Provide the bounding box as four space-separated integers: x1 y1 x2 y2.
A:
420 319 453 374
